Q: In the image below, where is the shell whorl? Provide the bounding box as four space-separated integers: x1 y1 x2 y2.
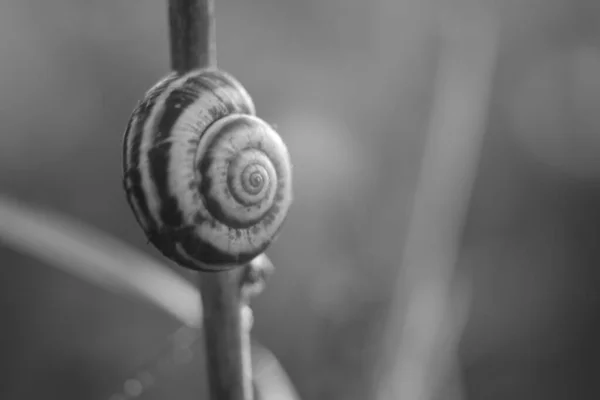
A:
122 69 292 271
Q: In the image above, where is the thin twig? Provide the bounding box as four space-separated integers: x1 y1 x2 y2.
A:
167 1 253 399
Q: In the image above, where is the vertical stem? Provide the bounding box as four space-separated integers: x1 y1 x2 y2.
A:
168 0 217 71
167 1 252 399
200 271 253 400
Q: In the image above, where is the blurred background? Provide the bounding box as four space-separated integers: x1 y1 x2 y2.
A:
1 0 600 399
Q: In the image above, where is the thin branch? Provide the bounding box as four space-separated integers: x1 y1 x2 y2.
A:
167 1 253 399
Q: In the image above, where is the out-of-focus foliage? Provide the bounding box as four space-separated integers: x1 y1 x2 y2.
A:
0 0 600 399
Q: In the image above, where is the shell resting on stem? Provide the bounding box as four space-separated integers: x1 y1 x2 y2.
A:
122 69 292 271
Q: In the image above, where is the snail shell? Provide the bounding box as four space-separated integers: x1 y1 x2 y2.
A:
122 69 292 271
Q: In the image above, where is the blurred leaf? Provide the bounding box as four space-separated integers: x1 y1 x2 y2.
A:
253 340 301 400
0 194 200 325
0 194 300 399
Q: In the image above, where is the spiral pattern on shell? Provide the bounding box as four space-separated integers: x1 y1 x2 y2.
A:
122 69 292 271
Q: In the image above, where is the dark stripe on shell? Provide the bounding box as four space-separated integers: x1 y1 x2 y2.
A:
201 69 255 116
147 70 254 231
173 225 272 267
123 74 179 235
148 75 206 228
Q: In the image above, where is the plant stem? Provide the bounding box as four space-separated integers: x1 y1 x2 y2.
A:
168 0 216 71
167 1 252 399
200 270 253 400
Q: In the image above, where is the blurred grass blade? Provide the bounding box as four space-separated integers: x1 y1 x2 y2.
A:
0 195 201 327
374 3 499 400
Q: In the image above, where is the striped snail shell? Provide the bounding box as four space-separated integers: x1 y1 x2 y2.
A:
122 68 292 272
